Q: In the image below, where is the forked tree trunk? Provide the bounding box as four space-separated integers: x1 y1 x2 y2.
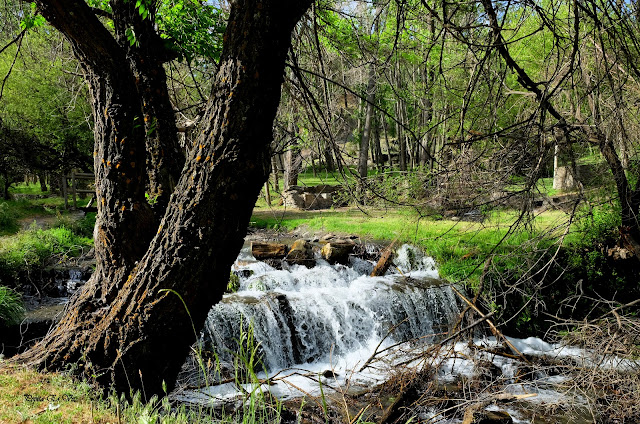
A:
17 0 312 398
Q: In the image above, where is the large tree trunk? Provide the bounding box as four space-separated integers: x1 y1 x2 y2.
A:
17 0 312 399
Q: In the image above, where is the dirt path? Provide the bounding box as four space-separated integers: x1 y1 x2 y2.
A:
17 210 85 231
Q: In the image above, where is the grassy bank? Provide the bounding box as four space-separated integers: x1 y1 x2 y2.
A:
0 363 229 424
251 206 573 283
0 226 93 285
251 203 636 336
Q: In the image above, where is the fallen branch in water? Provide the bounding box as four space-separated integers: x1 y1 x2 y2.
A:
450 285 530 364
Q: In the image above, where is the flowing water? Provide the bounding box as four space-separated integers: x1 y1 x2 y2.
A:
177 242 634 423
203 244 460 372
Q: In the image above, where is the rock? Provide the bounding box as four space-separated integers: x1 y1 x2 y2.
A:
282 187 306 209
321 240 355 264
303 192 333 210
307 184 339 194
251 241 287 260
322 370 338 378
286 239 315 267
608 245 633 260
274 294 303 364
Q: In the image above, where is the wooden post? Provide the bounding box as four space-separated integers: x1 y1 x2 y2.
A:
71 172 77 209
71 171 78 209
62 175 68 209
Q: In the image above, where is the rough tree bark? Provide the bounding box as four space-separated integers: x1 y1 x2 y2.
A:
17 0 313 398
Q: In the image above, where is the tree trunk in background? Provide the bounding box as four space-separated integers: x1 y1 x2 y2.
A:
358 63 376 180
323 142 336 172
17 0 312 398
271 155 280 192
382 112 393 168
284 123 302 190
1 172 9 200
372 116 383 169
396 101 407 171
38 172 47 192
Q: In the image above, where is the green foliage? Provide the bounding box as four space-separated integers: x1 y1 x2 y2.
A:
0 30 93 176
19 3 46 30
227 271 240 293
0 285 24 327
108 391 218 424
0 226 92 285
576 203 621 246
0 203 18 234
158 0 226 62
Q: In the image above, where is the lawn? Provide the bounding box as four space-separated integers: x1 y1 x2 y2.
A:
251 205 576 283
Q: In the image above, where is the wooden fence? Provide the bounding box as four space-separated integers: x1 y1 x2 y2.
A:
62 172 95 209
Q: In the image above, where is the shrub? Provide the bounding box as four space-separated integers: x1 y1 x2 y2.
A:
0 286 24 327
0 203 17 234
0 226 92 286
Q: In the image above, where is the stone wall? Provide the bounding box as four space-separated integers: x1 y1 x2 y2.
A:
281 185 340 210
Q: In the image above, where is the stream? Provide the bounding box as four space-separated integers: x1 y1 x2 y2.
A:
172 242 635 423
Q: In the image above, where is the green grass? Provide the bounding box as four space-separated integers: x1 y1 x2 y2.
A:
0 226 93 285
505 176 561 197
9 182 50 196
0 196 71 235
0 286 24 327
251 206 573 284
296 169 348 187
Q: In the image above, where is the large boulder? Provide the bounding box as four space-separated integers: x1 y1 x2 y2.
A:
303 192 333 210
282 186 306 209
463 410 513 424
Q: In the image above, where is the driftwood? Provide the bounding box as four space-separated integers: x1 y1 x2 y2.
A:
285 239 315 267
321 239 355 264
371 240 397 277
378 374 427 424
461 393 536 424
450 285 529 364
251 241 287 259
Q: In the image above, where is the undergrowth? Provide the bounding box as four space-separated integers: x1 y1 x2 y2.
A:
0 226 92 287
0 286 24 327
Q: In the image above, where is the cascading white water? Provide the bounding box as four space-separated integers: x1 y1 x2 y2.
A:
184 243 627 422
203 244 461 372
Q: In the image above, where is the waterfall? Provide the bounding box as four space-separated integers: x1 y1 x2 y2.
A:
203 244 461 372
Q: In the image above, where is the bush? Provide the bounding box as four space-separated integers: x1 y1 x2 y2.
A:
53 212 96 238
0 203 18 234
0 286 24 327
0 226 92 286
578 203 620 246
